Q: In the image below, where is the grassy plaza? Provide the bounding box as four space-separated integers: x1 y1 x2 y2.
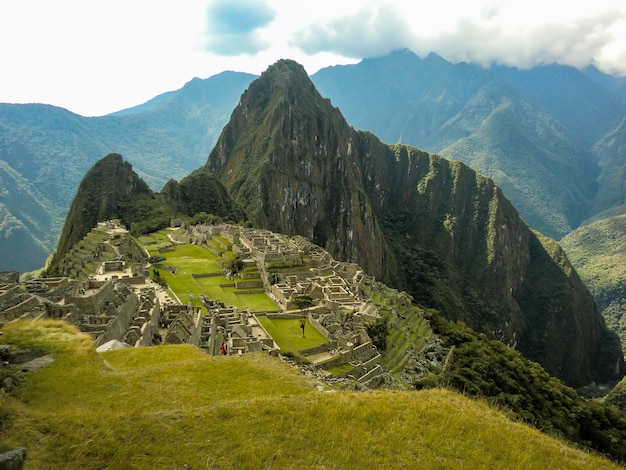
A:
140 230 280 313
256 316 328 354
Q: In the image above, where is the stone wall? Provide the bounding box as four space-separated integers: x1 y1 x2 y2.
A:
137 297 161 346
0 271 20 284
65 281 114 314
94 289 139 347
117 275 147 286
308 313 331 340
0 296 40 321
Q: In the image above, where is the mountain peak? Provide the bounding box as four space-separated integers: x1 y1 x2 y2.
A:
263 58 308 76
424 51 450 66
46 153 153 275
252 59 317 99
204 60 624 386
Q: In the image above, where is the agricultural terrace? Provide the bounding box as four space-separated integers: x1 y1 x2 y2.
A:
139 230 280 313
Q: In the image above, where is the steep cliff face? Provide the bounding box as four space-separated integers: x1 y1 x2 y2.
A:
361 143 619 384
205 60 624 386
206 60 391 280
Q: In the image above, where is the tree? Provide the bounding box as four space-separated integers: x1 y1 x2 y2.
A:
293 294 313 313
293 295 314 338
227 255 245 275
147 255 166 265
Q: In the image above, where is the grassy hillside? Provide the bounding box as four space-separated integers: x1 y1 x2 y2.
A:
560 214 626 349
0 319 620 469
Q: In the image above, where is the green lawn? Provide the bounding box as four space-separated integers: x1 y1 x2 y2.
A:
141 236 280 312
139 229 177 249
154 267 279 312
150 244 222 274
257 316 328 353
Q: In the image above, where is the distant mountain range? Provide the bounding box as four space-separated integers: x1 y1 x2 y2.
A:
1 49 626 274
48 60 624 389
312 50 626 238
0 72 254 272
9 54 626 462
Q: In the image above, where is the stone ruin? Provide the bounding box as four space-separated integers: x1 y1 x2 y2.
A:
0 221 440 390
171 223 389 387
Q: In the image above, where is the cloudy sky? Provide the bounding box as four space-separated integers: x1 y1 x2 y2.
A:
1 0 625 116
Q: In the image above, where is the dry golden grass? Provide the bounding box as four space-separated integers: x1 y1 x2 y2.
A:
0 320 620 469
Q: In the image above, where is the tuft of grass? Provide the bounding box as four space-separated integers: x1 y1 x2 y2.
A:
0 319 620 469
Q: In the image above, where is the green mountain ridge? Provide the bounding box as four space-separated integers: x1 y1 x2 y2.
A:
312 49 623 240
591 115 626 218
45 59 625 388
48 59 603 388
561 214 626 349
2 50 626 272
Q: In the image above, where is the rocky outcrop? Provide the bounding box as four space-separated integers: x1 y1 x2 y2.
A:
206 60 390 281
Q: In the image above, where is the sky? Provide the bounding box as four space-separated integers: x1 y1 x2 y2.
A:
1 0 625 117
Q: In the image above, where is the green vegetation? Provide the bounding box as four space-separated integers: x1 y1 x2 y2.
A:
366 316 389 351
141 233 279 312
163 169 248 223
117 194 172 236
292 294 314 313
561 214 626 349
604 376 626 410
257 316 327 354
0 319 620 469
428 312 626 461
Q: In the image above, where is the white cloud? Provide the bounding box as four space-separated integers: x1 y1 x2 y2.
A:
290 4 414 58
288 1 626 72
203 0 277 55
423 10 625 69
0 0 624 116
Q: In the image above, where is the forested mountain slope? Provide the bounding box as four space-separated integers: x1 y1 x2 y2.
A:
312 49 626 239
205 59 624 387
